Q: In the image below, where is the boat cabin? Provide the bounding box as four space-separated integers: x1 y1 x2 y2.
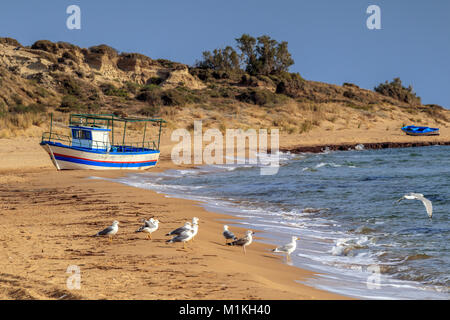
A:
70 125 111 150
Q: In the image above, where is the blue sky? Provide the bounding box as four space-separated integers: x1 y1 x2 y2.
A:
1 0 449 107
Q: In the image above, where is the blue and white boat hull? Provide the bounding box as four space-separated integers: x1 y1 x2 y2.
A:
40 143 160 170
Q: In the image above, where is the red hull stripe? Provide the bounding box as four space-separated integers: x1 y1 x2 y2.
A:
53 153 156 164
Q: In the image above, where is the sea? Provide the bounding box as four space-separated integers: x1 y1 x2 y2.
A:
110 145 449 299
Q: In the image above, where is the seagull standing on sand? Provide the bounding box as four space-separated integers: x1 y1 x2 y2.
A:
190 217 199 242
94 220 119 242
166 229 194 249
396 193 433 219
138 218 155 228
272 236 300 261
222 225 237 245
136 219 159 239
227 230 255 254
166 222 192 236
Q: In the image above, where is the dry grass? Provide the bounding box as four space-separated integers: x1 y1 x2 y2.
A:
0 97 449 140
0 112 50 137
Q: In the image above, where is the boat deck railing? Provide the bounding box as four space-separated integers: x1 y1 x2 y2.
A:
41 132 158 152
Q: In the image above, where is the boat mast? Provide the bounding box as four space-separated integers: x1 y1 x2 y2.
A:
142 122 147 149
157 120 162 150
111 115 114 146
49 113 53 140
122 120 127 146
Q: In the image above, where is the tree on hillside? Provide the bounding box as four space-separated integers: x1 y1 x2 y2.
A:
274 41 294 73
196 46 241 71
255 35 278 75
235 34 257 69
236 34 294 75
197 34 294 76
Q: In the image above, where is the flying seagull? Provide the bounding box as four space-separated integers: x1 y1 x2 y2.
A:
166 221 192 236
222 225 237 245
396 193 433 219
136 219 159 239
94 220 119 242
166 229 194 249
272 236 300 261
227 230 255 254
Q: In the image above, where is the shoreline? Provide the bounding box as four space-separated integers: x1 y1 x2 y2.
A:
280 140 450 154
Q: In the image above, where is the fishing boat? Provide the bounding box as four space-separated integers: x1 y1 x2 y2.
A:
401 125 440 136
40 113 165 170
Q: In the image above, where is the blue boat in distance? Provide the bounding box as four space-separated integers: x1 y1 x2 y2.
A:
401 125 440 136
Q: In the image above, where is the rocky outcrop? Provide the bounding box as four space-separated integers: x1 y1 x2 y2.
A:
0 38 205 91
161 68 206 89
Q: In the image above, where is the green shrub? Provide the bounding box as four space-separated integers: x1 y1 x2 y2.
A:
240 74 259 87
87 103 101 112
299 120 314 133
139 105 161 117
57 95 85 113
137 86 204 107
0 37 21 47
31 40 58 53
236 88 287 106
141 83 161 91
61 77 82 96
374 78 421 106
136 87 163 106
88 44 118 57
160 88 199 106
9 103 46 114
124 81 140 94
61 51 77 62
11 94 23 105
189 68 213 81
0 102 6 118
148 77 163 85
208 86 237 99
343 82 359 88
36 87 50 98
101 83 128 97
273 72 304 98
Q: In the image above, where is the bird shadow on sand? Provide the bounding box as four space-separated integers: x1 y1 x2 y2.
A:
261 254 280 261
211 241 230 246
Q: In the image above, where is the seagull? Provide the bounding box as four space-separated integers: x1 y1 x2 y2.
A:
222 225 237 245
136 219 159 239
272 236 300 261
227 230 255 254
166 222 192 236
166 229 194 249
137 218 155 228
190 217 199 242
94 220 119 242
396 193 433 219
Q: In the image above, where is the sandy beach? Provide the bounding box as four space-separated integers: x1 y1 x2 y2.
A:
0 135 351 300
1 126 449 300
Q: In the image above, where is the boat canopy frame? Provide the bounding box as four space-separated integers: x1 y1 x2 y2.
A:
42 113 166 151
